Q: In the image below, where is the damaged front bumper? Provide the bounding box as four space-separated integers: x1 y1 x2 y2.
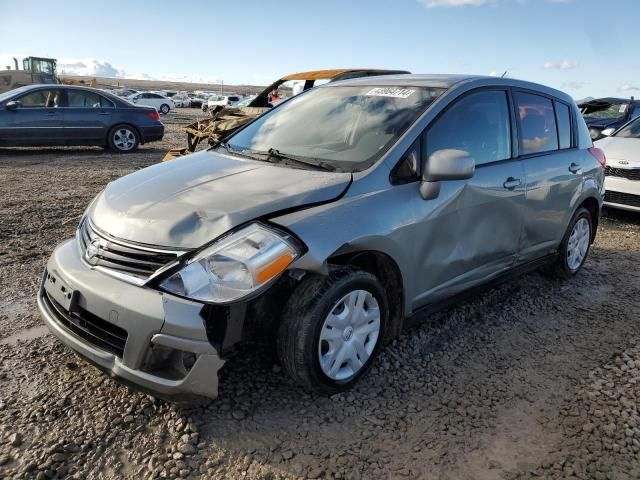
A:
37 239 225 400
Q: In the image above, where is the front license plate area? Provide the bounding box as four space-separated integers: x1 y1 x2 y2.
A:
44 271 78 312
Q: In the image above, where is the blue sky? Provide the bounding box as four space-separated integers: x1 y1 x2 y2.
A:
0 0 638 99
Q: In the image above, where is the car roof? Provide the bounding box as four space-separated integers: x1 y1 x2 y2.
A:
324 74 575 103
281 68 410 81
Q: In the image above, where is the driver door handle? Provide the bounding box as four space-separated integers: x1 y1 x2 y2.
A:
569 162 582 174
503 177 522 190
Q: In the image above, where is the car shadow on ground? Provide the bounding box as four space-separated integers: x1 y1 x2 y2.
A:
603 206 640 225
0 146 166 157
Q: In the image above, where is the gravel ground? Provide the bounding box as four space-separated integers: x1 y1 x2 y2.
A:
0 109 639 479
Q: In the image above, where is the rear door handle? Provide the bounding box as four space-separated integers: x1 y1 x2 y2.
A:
569 163 582 174
503 177 522 190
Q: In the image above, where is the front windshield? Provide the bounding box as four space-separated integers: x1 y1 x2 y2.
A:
583 102 628 121
616 117 640 138
226 85 444 171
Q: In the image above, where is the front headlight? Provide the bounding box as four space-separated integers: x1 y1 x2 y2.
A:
159 223 302 303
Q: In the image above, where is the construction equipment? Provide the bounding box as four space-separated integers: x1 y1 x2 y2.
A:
163 68 410 161
61 76 97 88
0 56 60 94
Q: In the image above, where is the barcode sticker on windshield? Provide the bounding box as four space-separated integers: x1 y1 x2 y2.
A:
366 88 415 98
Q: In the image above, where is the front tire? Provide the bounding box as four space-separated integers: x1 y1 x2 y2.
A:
277 268 388 394
549 207 593 278
108 125 139 153
159 104 170 114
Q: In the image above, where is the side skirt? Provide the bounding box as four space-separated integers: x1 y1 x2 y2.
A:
404 253 558 329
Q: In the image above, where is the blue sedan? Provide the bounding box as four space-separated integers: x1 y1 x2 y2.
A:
0 85 164 152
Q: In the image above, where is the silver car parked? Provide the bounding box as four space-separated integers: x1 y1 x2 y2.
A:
38 74 606 399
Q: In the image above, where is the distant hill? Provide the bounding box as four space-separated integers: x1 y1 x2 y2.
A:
60 75 266 95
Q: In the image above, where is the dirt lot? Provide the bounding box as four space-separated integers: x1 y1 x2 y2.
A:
1 108 639 479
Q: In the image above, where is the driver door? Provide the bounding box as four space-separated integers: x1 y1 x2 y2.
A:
0 87 65 146
410 89 526 306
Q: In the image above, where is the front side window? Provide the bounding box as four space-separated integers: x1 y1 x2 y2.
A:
425 90 511 166
514 92 558 155
227 85 444 172
16 89 61 108
67 91 113 108
615 116 640 138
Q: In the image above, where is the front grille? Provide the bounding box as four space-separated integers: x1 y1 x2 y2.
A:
78 219 182 283
605 166 640 181
604 190 640 208
43 289 128 357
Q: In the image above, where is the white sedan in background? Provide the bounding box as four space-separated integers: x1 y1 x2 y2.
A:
595 116 640 212
204 95 242 111
172 94 192 108
127 92 175 114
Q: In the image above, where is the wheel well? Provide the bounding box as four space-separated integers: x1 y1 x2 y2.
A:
579 197 600 242
328 250 404 342
107 123 142 145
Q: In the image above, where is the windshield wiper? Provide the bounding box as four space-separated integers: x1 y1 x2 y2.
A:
252 147 337 172
217 143 337 172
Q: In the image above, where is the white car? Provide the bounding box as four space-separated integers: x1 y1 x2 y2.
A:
127 92 175 114
172 94 192 108
595 117 640 212
205 95 242 111
235 95 256 107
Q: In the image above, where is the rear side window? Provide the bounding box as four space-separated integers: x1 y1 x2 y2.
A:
514 92 558 155
68 91 114 108
425 90 511 166
554 101 571 149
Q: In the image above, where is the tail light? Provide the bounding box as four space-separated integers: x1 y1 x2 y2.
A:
588 147 606 168
149 111 160 121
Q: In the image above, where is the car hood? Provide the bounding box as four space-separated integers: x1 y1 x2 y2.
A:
595 137 640 164
584 117 622 129
89 149 352 249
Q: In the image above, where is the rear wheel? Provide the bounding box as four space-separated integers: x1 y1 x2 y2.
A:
159 104 170 114
108 125 139 153
277 268 388 394
549 207 593 278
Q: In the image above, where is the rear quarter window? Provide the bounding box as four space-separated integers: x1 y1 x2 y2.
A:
554 101 572 149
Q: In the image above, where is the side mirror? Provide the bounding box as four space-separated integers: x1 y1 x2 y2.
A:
420 149 475 200
5 101 19 111
601 127 615 137
423 149 475 182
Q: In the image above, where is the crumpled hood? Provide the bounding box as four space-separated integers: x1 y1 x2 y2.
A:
89 149 352 248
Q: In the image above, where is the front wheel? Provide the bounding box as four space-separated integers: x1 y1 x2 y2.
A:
549 207 593 278
108 125 139 153
277 268 388 394
159 104 170 114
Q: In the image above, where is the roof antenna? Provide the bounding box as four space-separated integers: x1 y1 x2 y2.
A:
501 71 508 78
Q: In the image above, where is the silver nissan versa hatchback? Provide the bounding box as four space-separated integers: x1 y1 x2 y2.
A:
38 74 606 400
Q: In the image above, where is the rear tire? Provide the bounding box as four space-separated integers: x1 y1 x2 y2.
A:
548 207 593 279
108 124 139 153
277 268 388 394
159 104 170 115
